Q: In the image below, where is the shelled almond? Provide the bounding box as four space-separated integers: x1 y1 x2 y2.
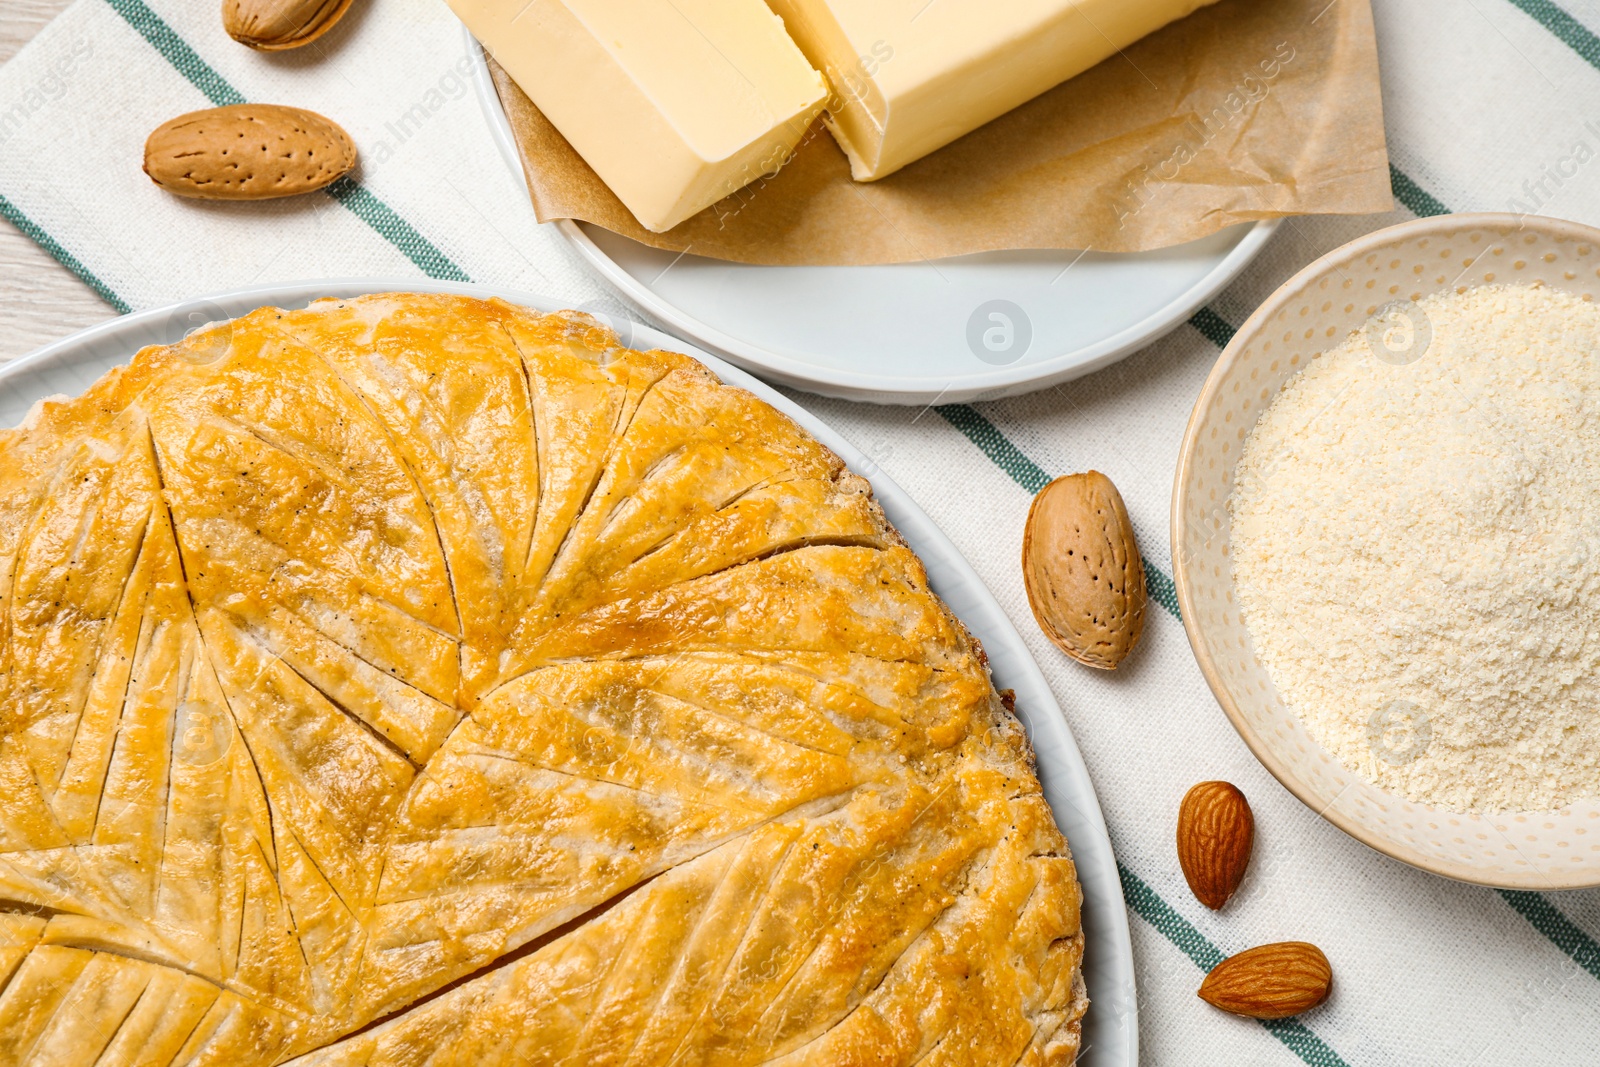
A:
1199 942 1333 1019
1176 781 1254 910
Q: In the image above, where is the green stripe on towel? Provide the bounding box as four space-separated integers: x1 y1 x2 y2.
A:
0 194 132 314
99 0 243 106
933 404 1051 495
1497 891 1600 982
1505 0 1600 70
1144 567 1180 618
325 179 471 282
100 0 470 283
1119 863 1353 1067
1390 164 1449 218
935 403 1184 622
1189 306 1237 349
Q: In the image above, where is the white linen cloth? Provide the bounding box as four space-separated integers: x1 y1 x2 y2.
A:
2 0 1600 1063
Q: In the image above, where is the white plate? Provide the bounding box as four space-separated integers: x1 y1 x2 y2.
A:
468 29 1275 405
3 280 1137 1067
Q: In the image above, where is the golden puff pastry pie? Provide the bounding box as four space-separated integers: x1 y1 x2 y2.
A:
0 294 1086 1066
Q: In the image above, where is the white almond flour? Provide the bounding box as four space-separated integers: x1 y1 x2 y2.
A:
1230 284 1600 813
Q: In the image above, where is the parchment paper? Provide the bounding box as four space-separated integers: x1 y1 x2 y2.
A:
487 0 1392 264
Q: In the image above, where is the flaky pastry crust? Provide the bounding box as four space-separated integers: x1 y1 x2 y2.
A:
0 294 1086 1066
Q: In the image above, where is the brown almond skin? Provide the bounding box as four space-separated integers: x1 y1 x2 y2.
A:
1199 942 1332 1019
144 105 356 201
1177 780 1254 910
222 0 354 50
1022 471 1147 669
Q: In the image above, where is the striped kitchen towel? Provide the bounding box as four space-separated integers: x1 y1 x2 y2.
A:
3 0 1600 1064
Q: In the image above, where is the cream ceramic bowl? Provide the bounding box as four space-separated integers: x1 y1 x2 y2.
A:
1172 213 1600 890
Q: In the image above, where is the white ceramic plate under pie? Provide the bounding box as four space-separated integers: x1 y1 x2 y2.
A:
4 280 1139 1067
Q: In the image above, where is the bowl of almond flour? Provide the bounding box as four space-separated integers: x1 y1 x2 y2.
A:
1173 214 1600 888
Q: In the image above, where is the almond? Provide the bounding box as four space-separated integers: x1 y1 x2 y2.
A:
144 105 356 201
1021 471 1147 669
1198 942 1332 1019
1177 780 1254 910
222 0 354 50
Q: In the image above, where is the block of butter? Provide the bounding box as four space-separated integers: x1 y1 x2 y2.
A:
765 0 1221 180
452 0 827 232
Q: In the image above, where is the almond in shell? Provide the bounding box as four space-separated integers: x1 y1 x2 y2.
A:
144 105 356 201
1198 942 1332 1019
1177 780 1254 910
223 0 354 50
1022 471 1147 669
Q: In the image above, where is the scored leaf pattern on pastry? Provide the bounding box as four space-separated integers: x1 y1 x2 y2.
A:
0 295 1086 1066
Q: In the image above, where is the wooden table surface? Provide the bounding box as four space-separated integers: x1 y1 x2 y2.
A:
1 0 114 362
